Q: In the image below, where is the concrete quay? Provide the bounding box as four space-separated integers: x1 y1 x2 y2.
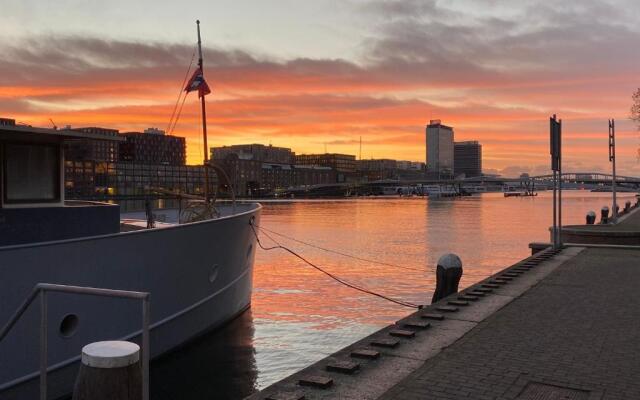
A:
247 207 640 400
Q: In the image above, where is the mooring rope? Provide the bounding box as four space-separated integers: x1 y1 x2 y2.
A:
250 222 422 309
255 225 426 272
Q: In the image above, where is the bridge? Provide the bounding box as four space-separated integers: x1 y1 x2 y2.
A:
281 172 640 197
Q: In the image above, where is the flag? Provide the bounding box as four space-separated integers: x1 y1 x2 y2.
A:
184 68 211 97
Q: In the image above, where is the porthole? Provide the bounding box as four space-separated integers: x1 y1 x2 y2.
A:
59 314 79 338
209 265 219 283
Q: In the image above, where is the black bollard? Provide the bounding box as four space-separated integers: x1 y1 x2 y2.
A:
586 211 596 225
600 206 609 224
73 341 142 400
431 254 463 304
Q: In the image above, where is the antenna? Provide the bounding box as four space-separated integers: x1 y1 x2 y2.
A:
359 136 362 161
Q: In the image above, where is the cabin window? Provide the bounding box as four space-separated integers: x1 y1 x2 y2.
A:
4 143 60 203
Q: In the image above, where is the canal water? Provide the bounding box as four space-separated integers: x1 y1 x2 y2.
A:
150 191 634 399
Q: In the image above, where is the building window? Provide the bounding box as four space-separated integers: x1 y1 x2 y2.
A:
4 143 60 203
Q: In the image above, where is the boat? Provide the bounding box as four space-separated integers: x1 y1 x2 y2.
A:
423 185 460 198
0 22 261 400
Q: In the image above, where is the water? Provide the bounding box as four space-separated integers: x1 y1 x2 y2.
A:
151 191 633 399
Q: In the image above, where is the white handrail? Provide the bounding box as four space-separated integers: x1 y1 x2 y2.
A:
0 283 150 400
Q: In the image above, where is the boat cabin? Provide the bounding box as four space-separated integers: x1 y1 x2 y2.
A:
0 119 123 246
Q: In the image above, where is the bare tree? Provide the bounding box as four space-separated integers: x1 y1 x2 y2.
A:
633 89 640 161
632 88 640 128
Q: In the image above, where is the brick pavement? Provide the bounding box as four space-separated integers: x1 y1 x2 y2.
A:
379 247 640 400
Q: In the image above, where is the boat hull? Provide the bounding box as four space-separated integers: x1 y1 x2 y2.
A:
0 202 261 399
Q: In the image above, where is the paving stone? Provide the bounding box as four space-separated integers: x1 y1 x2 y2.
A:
350 349 380 359
326 360 360 374
421 313 445 320
298 376 333 389
378 247 640 400
389 329 416 338
265 392 306 400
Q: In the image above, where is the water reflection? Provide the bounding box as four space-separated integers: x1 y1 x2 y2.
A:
151 192 634 398
150 310 258 400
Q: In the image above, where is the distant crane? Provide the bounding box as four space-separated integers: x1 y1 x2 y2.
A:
48 118 58 130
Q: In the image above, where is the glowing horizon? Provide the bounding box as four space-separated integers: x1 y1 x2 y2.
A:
2 0 640 176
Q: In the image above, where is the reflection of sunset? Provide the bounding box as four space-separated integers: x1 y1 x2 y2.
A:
251 193 637 330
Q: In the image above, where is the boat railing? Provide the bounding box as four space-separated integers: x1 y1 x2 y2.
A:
0 283 150 400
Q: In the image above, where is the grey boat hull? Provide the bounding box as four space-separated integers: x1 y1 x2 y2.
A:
0 203 262 399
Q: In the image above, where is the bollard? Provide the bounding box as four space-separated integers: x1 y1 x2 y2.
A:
600 206 609 224
586 211 596 225
625 201 631 212
73 341 142 400
431 253 463 304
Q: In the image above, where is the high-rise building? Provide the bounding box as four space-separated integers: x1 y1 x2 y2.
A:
426 120 454 178
454 141 482 178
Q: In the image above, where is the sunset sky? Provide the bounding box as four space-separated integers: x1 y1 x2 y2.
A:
2 0 640 176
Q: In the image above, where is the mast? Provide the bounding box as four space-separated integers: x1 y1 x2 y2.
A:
196 20 210 201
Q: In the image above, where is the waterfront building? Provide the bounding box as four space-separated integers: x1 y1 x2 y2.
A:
397 160 425 171
0 117 15 126
426 120 454 178
454 141 482 178
119 128 186 165
295 153 357 183
64 160 212 199
66 127 120 163
216 153 263 197
211 143 295 164
356 159 398 181
295 153 357 174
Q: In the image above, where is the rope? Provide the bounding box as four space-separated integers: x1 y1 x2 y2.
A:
166 47 196 134
169 90 189 136
250 222 422 309
255 225 426 272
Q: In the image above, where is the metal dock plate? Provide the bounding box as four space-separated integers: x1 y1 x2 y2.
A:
389 329 416 338
403 320 431 329
326 360 360 374
350 349 380 359
421 312 445 320
371 338 400 348
298 376 333 389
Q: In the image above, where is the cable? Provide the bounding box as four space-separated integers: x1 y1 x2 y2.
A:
166 47 197 134
250 222 422 309
169 91 190 135
255 225 426 272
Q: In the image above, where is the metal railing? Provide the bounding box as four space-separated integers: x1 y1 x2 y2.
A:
0 283 150 400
